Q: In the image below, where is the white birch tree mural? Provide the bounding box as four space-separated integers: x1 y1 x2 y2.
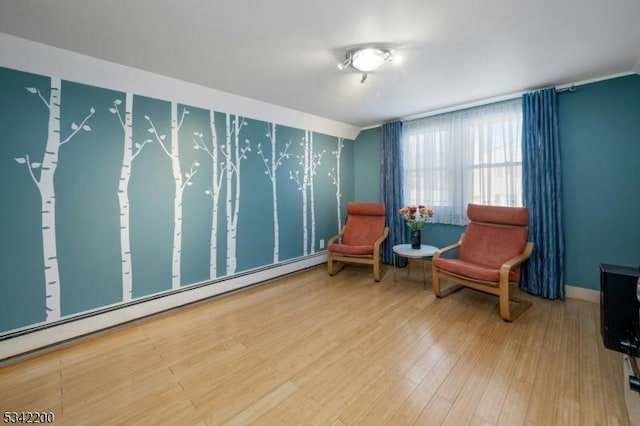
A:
289 132 309 255
329 137 344 232
289 130 325 255
192 110 226 279
14 79 95 321
308 132 325 254
222 114 251 275
256 123 292 263
109 93 152 302
144 104 199 289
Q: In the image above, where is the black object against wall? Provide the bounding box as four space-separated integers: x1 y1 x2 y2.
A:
599 263 640 353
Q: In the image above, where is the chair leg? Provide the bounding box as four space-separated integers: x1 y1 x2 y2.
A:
499 286 511 321
373 260 381 282
327 254 339 276
499 283 532 322
432 269 464 297
327 254 346 277
432 267 442 296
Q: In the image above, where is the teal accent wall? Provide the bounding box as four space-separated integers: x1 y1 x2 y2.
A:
129 95 174 298
559 74 640 290
353 74 640 289
0 66 354 335
179 105 217 286
354 127 381 202
56 81 124 314
340 139 355 223
0 68 50 331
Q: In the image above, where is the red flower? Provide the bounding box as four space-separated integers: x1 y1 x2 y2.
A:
399 204 434 230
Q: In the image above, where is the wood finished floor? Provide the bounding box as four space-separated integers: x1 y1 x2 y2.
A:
0 264 631 425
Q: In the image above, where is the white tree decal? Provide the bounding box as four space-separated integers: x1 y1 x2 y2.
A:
329 137 344 232
222 114 251 275
289 130 325 255
308 132 325 254
144 104 199 289
109 93 151 302
256 123 292 263
15 79 94 321
192 110 226 279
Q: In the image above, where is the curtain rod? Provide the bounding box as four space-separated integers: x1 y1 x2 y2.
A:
396 71 635 124
555 84 576 93
399 87 569 123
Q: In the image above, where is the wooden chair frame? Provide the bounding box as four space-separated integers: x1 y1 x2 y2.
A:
432 232 534 321
327 226 389 282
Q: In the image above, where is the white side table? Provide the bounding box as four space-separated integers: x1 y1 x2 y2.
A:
392 244 439 288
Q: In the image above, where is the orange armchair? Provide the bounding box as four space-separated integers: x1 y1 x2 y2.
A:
432 204 534 321
327 202 389 281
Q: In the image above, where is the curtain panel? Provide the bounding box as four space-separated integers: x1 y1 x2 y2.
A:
403 99 523 225
380 121 406 266
521 89 565 299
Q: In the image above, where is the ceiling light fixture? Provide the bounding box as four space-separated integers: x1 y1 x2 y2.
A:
338 47 393 83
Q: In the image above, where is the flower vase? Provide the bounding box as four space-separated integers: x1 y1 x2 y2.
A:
410 229 421 249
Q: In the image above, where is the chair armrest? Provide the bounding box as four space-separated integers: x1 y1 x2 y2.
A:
373 227 389 248
373 227 389 259
499 241 534 277
433 233 464 261
327 228 345 246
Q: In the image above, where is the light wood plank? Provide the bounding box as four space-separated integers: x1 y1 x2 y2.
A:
223 381 299 425
578 299 610 426
496 296 552 426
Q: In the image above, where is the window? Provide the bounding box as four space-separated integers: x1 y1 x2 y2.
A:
403 99 522 225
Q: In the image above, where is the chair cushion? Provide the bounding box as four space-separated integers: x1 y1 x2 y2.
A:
341 215 385 247
328 202 385 256
458 222 528 271
434 204 529 284
433 258 520 282
327 243 373 256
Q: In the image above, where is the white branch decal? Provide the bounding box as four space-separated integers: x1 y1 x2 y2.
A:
289 130 325 255
16 80 94 321
329 137 344 232
223 115 250 274
194 111 226 278
110 93 139 302
144 105 197 289
257 123 292 263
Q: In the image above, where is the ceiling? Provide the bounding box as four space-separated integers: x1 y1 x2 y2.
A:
1 0 639 128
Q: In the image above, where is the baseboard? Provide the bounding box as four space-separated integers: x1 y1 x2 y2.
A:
0 254 326 361
565 284 600 303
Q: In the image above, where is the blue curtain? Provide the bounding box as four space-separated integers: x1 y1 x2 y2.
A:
380 121 406 266
521 89 565 299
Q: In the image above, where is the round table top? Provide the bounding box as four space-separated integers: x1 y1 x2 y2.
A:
392 244 439 258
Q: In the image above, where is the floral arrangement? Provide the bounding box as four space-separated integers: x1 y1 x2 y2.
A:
399 205 434 231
